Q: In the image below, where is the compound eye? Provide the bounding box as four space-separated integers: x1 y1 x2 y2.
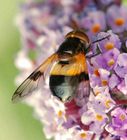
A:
65 30 90 44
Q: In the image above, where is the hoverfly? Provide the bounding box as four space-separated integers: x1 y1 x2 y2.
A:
12 30 109 103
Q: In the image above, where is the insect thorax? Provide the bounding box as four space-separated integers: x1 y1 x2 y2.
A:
57 37 88 55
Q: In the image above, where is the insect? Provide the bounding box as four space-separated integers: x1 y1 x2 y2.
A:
12 30 109 103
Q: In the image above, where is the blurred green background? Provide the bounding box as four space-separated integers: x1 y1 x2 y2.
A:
0 0 127 140
0 0 45 140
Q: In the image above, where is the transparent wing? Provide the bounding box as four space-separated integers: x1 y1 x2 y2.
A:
12 54 58 102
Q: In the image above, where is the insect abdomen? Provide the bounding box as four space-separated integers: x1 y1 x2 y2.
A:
49 73 89 102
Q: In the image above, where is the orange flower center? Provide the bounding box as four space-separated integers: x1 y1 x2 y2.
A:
58 110 63 117
105 100 112 108
108 59 115 66
105 42 114 50
95 91 101 96
119 114 126 121
96 114 103 121
101 80 108 86
92 23 101 33
115 18 125 26
94 69 100 77
80 132 87 138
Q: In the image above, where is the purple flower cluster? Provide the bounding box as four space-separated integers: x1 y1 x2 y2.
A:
15 0 127 140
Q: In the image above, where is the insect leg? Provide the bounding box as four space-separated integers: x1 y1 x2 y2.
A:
91 34 110 44
85 34 110 53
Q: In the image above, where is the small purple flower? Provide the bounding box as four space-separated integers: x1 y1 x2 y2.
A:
114 53 127 78
107 5 127 33
81 109 108 134
106 107 127 138
80 10 106 37
88 47 120 88
89 68 110 87
89 87 116 112
112 108 127 128
93 31 121 53
91 48 120 70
